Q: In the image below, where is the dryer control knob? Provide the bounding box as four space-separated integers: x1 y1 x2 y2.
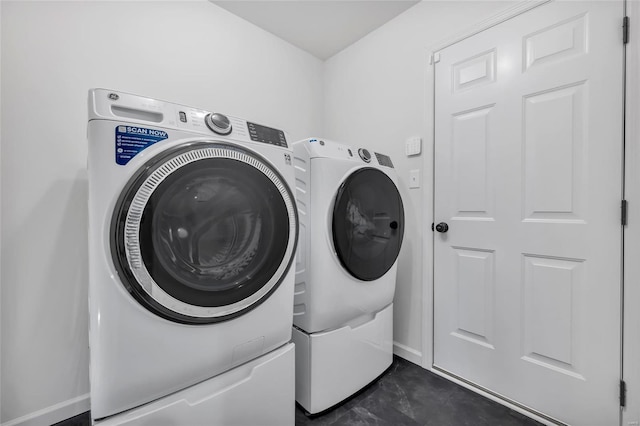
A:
358 148 372 163
205 113 232 135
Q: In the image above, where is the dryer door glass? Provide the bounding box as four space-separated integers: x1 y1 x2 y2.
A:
111 143 297 324
332 168 404 281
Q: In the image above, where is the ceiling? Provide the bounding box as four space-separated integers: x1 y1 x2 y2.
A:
211 1 421 60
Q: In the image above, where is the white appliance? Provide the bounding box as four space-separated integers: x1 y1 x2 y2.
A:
95 344 294 426
291 138 404 414
87 89 298 424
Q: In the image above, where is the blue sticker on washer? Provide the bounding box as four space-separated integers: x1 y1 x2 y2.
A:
115 125 168 165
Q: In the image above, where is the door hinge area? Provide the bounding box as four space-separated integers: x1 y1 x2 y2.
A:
621 380 627 407
622 199 628 226
624 16 630 44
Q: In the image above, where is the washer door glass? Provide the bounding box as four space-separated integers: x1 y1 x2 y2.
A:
111 143 297 324
332 168 404 281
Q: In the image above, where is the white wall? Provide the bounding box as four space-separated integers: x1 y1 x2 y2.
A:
0 1 323 424
323 1 510 364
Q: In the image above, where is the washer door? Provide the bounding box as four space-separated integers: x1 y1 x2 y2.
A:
332 168 404 281
111 142 297 324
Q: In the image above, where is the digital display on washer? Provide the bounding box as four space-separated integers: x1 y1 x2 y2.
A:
375 152 394 168
247 122 287 147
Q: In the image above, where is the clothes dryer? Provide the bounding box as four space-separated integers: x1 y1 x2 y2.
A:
291 138 404 414
87 89 297 424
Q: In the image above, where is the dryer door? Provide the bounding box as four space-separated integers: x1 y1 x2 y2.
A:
332 168 404 281
111 142 297 324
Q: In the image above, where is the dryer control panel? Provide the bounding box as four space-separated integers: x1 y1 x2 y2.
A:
374 152 394 168
302 137 394 168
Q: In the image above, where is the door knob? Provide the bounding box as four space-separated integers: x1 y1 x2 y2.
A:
435 222 449 233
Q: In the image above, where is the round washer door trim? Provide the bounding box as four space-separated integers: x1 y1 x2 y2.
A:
111 142 298 323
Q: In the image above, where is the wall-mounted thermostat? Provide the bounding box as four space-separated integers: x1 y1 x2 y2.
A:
405 136 422 156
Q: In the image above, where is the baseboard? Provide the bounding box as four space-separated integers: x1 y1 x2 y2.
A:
2 394 90 426
392 341 422 365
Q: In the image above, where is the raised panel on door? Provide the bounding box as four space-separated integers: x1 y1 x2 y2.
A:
522 83 586 223
452 105 495 220
523 14 587 71
433 2 623 425
451 247 495 350
521 254 586 380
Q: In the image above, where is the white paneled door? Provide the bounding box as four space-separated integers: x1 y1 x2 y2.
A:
433 2 624 425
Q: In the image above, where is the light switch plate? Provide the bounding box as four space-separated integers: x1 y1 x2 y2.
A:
405 137 422 156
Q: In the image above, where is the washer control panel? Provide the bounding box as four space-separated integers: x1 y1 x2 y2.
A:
90 89 292 151
247 122 288 147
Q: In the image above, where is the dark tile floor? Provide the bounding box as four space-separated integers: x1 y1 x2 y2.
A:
296 357 542 426
55 356 542 426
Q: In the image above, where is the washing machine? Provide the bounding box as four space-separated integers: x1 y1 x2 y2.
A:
87 89 297 424
291 137 404 414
